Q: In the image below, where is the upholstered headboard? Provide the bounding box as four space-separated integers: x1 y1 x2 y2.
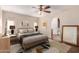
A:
17 28 34 34
17 28 41 38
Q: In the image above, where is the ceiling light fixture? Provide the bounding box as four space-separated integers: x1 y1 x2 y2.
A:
32 5 51 15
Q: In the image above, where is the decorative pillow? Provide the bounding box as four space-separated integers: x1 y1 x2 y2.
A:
27 28 34 32
18 29 27 34
23 29 28 33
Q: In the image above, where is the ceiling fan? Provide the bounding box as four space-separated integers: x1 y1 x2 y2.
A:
32 5 51 15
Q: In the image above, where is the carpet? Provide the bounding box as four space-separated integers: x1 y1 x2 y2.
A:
10 39 72 53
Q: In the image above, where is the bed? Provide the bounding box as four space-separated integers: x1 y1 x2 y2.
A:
17 28 49 50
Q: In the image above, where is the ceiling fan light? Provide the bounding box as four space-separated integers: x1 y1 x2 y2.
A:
38 11 42 15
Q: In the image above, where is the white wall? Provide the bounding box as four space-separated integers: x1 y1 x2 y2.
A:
38 15 52 38
2 11 39 34
0 8 2 33
39 6 79 40
61 9 79 25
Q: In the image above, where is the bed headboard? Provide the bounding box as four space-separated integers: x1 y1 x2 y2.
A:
17 28 34 33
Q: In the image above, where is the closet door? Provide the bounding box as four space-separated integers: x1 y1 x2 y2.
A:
63 26 77 45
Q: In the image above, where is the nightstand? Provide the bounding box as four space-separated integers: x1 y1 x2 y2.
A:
0 36 10 53
9 35 19 45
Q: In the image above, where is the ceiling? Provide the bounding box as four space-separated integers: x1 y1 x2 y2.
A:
0 5 79 17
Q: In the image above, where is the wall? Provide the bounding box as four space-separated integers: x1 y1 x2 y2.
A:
38 15 52 38
0 8 2 33
1 6 79 40
61 10 79 25
2 11 39 34
39 6 79 40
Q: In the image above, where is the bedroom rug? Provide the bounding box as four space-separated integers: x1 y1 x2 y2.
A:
10 39 72 53
10 44 22 53
10 34 79 53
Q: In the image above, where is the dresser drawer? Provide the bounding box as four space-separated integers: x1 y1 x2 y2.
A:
0 37 10 53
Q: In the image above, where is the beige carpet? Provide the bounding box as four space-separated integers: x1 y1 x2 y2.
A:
10 39 72 53
10 44 22 53
10 34 79 53
49 39 71 53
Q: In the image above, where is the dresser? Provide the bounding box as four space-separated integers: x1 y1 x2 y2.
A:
0 36 10 53
9 35 19 45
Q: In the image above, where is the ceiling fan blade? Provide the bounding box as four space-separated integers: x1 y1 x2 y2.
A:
44 6 50 9
44 11 51 13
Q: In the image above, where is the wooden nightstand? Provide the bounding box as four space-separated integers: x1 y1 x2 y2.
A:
9 35 19 45
0 36 10 53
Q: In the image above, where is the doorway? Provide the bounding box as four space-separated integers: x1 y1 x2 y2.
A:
51 17 60 40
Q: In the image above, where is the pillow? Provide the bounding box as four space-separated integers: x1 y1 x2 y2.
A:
18 29 27 33
27 28 34 32
23 29 28 33
19 29 23 33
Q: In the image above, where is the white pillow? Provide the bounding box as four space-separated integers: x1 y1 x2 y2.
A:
19 29 27 33
28 28 34 32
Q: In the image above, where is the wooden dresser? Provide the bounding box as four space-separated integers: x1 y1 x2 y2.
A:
0 36 10 53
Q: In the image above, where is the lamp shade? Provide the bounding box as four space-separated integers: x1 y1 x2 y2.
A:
34 22 38 26
10 26 15 29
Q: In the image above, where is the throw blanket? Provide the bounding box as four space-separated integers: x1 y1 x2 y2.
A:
17 32 42 44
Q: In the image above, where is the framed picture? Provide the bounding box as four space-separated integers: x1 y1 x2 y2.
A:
21 20 29 27
43 22 47 27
